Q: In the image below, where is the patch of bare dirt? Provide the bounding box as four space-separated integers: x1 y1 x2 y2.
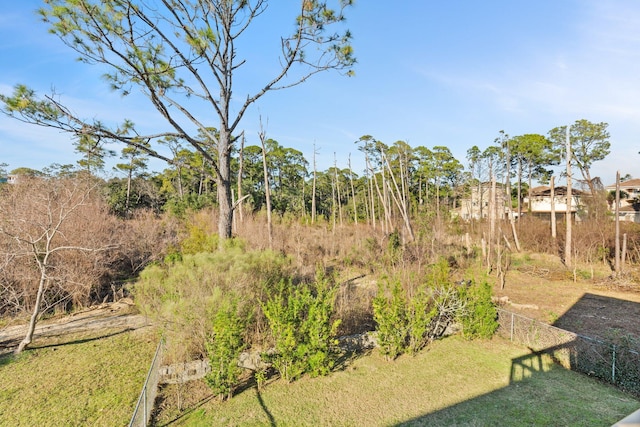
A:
494 253 640 342
0 298 150 355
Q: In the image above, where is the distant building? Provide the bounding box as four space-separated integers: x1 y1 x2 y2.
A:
604 178 640 223
523 186 585 222
455 183 511 221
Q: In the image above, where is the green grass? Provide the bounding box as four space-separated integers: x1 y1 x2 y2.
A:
161 335 640 427
0 327 158 427
1 328 637 427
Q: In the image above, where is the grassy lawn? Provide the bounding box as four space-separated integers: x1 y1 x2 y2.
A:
0 327 158 427
160 335 640 427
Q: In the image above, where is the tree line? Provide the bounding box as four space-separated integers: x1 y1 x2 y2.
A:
2 118 613 226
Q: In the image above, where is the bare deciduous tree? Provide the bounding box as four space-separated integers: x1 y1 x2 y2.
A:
0 177 117 353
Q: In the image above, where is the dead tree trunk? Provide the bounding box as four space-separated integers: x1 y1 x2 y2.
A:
236 132 245 224
565 127 573 268
550 176 557 240
615 171 621 276
260 132 273 249
312 144 317 224
349 154 358 225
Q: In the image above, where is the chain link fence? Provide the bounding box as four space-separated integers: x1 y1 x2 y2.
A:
497 308 640 396
129 337 165 427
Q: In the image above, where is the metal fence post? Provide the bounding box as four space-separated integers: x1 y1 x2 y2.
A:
143 386 147 424
612 345 616 384
510 312 514 342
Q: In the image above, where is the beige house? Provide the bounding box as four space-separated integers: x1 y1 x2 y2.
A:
604 178 640 223
523 186 585 222
455 183 510 221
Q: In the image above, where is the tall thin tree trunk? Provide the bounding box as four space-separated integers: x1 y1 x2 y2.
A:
372 170 389 234
237 132 245 223
17 252 48 354
231 189 237 233
622 233 627 272
615 170 621 275
217 128 234 242
331 161 337 232
301 178 306 220
177 165 184 200
517 157 523 223
366 154 376 230
383 153 414 241
436 180 441 222
198 164 205 196
312 144 317 224
488 174 496 271
527 160 533 214
260 133 273 248
509 214 521 252
399 155 407 214
565 126 573 268
334 154 343 227
550 176 557 239
381 162 389 233
478 180 484 219
125 161 132 214
349 154 357 225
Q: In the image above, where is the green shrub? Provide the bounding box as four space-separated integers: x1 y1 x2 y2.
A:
373 281 408 361
302 274 342 377
204 296 247 400
131 245 292 362
407 287 438 355
374 259 473 360
262 280 307 382
262 273 340 382
457 280 498 339
180 223 220 255
386 230 402 265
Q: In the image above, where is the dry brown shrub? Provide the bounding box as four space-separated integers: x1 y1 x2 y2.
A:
116 210 180 274
0 177 182 318
0 177 119 315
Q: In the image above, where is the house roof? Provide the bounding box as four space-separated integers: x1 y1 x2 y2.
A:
619 204 640 212
529 186 585 197
605 178 640 190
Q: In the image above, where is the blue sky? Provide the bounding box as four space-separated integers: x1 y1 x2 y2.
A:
1 1 639 186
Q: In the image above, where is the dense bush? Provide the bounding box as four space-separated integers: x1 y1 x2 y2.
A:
262 272 341 382
204 296 247 400
457 280 499 339
372 281 408 361
132 243 293 362
373 259 498 360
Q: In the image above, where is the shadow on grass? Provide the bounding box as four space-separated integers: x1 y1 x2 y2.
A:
0 327 143 357
396 298 640 427
334 347 373 372
28 327 137 351
256 389 276 427
0 353 15 368
395 352 636 427
552 293 640 341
